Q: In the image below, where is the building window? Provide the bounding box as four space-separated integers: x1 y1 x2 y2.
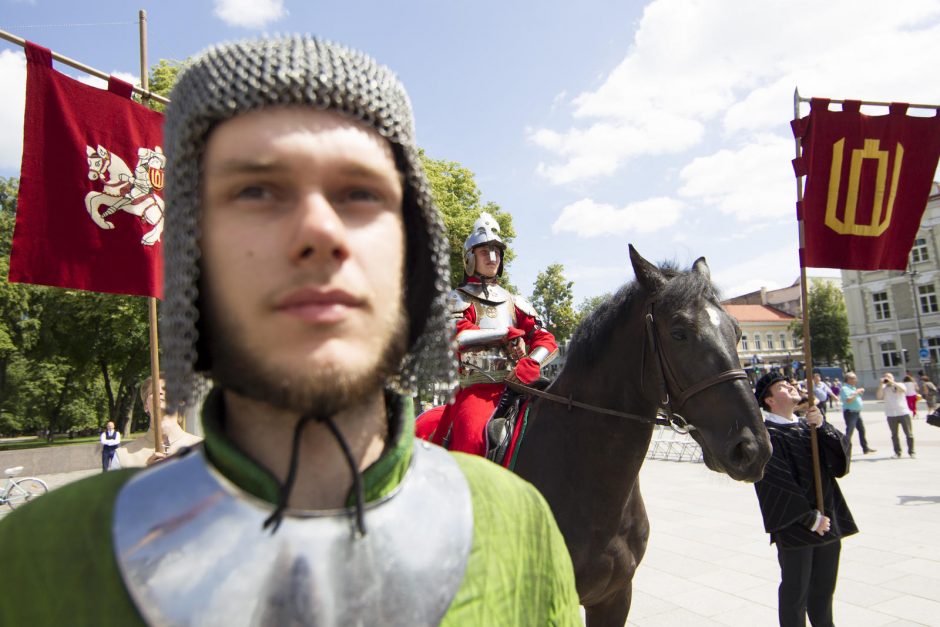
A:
740 335 748 350
918 284 939 314
754 334 762 350
911 237 929 263
766 334 774 350
880 341 902 367
929 337 940 364
779 333 787 349
872 291 891 320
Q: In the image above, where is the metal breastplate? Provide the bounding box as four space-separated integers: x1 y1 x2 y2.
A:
113 441 473 626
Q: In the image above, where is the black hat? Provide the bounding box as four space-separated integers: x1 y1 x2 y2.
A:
754 372 787 408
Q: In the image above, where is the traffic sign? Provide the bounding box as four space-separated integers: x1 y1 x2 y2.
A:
919 348 930 361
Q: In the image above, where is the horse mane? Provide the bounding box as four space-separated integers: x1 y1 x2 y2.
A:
564 260 722 371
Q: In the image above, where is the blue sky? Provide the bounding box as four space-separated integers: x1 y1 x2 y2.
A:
3 0 940 304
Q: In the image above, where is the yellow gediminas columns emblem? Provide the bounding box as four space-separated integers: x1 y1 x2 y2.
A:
825 138 903 236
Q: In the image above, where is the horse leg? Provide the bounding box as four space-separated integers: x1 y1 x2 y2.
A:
584 587 631 627
85 193 116 230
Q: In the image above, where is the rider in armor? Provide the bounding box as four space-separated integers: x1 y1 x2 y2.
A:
428 212 558 465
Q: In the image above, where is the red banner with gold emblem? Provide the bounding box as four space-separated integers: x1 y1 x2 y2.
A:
792 98 940 271
9 42 164 298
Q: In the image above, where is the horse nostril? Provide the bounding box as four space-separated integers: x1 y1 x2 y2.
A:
729 437 758 467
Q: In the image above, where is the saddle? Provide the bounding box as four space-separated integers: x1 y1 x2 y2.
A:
484 378 550 466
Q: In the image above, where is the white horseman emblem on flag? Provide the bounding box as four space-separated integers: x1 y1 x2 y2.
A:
84 144 166 246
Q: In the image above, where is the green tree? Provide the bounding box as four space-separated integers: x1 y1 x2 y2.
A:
790 280 851 366
139 59 185 112
0 175 150 437
531 264 578 344
421 153 516 287
574 292 612 329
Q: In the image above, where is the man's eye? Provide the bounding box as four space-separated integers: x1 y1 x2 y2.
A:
347 188 381 203
234 185 272 201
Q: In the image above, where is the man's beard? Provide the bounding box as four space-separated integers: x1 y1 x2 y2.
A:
206 299 408 417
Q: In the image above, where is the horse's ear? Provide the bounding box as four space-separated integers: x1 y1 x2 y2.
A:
86 145 95 157
692 256 711 282
629 244 667 294
97 145 108 158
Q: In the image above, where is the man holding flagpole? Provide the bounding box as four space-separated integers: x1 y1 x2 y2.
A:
0 35 580 626
753 371 857 627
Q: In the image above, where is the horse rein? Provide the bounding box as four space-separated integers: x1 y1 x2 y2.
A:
506 298 748 434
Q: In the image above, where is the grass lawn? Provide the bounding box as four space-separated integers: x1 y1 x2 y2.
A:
0 433 148 452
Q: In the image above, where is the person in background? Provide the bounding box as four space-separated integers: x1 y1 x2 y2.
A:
902 373 920 418
919 373 939 414
828 378 840 409
99 421 120 471
838 372 874 454
877 373 915 458
812 373 837 417
753 371 857 627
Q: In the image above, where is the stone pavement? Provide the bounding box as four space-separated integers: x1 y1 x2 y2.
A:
630 402 940 626
2 403 938 625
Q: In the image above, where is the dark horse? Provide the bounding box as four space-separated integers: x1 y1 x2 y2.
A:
511 246 772 626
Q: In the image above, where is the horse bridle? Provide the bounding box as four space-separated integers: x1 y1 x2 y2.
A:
506 298 748 434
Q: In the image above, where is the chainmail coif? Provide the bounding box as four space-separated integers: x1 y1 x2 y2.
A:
161 35 456 411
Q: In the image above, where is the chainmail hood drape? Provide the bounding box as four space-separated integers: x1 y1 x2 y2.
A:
161 35 456 410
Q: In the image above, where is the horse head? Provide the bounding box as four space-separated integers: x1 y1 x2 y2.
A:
630 245 771 482
86 145 110 181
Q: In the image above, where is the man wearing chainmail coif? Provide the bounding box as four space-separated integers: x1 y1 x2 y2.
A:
418 213 558 466
0 36 580 626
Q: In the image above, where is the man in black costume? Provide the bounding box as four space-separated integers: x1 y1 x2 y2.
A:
753 371 858 627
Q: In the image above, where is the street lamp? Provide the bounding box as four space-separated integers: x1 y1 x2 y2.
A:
906 262 935 382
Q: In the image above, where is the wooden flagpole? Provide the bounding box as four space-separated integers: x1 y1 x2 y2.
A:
138 9 166 452
0 28 170 105
793 87 825 512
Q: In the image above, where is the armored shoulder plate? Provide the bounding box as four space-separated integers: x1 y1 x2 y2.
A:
447 289 473 318
513 294 540 320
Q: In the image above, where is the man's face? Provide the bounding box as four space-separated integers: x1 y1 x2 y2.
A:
201 108 407 414
846 375 857 385
765 379 801 414
813 373 821 383
106 422 115 431
473 244 501 278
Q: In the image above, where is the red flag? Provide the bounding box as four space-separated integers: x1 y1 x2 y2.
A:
9 42 164 298
792 98 940 271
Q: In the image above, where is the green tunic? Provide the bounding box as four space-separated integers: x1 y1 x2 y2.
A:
0 392 580 626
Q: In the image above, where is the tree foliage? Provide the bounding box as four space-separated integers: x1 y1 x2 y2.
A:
790 280 851 366
0 174 151 438
531 264 578 344
139 59 186 113
421 153 516 288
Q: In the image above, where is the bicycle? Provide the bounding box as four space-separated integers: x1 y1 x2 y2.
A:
1 466 48 509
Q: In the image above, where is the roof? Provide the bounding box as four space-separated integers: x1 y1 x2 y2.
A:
723 304 797 322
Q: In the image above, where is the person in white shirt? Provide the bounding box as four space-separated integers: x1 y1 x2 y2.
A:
877 372 915 458
99 421 120 471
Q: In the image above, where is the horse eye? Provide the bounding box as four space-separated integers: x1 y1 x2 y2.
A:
670 329 687 341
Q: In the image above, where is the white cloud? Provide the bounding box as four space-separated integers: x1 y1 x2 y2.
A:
0 50 26 171
678 134 795 221
711 243 799 298
76 71 140 90
531 0 940 185
214 0 287 29
552 196 683 237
